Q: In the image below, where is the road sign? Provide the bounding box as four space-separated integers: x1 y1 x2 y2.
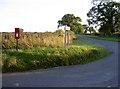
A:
65 26 70 30
15 28 20 39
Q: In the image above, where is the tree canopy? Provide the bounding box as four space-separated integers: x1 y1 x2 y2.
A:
91 0 119 5
57 14 84 33
87 1 120 35
83 24 96 34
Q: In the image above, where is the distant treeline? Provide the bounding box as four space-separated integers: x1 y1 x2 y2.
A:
2 30 76 49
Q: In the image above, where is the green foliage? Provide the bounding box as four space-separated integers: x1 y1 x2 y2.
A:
92 0 117 5
2 38 109 72
55 29 64 36
54 29 76 40
58 14 84 33
83 24 89 33
89 27 96 34
111 32 120 37
87 1 120 35
83 24 96 34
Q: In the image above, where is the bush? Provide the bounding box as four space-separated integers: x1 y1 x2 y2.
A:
55 29 64 36
94 33 100 36
111 32 120 37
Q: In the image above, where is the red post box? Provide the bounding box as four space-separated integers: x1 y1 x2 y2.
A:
15 28 20 39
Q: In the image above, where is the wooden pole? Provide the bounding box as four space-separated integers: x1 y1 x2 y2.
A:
64 27 66 48
16 39 18 51
68 30 70 46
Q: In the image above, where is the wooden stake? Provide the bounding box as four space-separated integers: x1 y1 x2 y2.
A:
64 27 66 48
68 30 70 46
16 39 18 51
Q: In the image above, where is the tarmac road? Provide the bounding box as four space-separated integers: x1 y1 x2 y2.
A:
2 34 119 87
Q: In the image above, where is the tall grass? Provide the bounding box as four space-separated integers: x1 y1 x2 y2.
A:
2 31 75 49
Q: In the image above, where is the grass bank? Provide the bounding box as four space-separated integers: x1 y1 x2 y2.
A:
81 34 120 42
2 38 109 73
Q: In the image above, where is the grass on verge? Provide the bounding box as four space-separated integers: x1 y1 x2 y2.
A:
2 38 109 73
82 34 120 42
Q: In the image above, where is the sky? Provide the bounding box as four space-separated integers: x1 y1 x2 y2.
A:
0 0 94 32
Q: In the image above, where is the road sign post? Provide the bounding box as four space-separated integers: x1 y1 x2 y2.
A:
64 26 66 48
15 28 20 51
68 30 70 46
64 25 70 48
65 26 70 46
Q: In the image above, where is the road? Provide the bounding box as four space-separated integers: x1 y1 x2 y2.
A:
2 34 119 87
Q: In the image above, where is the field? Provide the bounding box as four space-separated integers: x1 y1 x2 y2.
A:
2 31 75 49
2 32 109 72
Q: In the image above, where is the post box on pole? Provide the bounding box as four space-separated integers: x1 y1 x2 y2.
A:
15 28 20 39
15 28 20 51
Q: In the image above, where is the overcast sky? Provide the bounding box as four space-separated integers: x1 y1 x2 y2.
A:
0 0 93 32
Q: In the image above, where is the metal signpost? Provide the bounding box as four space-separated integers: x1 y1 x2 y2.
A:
15 28 20 51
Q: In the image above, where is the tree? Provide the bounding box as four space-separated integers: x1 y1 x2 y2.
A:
92 0 119 5
83 24 96 34
89 26 96 34
115 2 120 32
87 2 120 35
58 14 84 33
20 28 24 32
83 24 89 33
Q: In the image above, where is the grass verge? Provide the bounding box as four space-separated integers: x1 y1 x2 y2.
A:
2 38 109 73
81 34 120 42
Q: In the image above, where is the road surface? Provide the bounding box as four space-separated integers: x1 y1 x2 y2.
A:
2 34 119 87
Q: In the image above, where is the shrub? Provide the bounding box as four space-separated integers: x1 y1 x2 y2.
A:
55 29 64 36
111 32 120 37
